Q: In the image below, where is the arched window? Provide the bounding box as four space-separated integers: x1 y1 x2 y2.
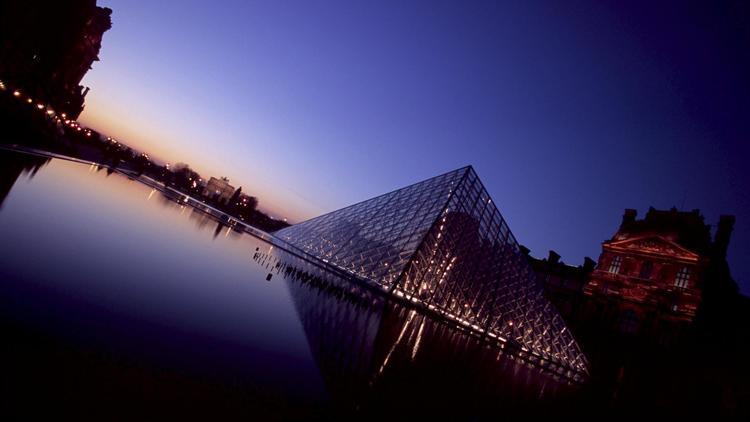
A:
675 266 691 288
608 256 622 274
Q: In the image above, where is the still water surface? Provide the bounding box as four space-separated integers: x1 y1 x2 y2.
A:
0 150 577 418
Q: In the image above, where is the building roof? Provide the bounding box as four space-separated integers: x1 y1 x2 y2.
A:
615 207 713 255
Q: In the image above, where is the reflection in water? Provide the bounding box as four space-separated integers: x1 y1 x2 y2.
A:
0 149 50 208
0 149 579 417
149 183 245 240
253 249 579 418
0 153 326 418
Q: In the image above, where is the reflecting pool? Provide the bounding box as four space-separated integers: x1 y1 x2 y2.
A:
0 149 579 419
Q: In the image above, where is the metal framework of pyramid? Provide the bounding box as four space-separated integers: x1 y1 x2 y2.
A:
275 166 587 373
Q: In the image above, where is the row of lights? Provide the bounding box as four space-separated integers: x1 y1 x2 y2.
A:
1 79 130 144
1 80 233 202
384 272 585 371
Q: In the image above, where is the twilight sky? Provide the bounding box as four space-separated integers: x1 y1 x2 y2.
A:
79 0 750 293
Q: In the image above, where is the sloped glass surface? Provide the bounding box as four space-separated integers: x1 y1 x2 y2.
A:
276 167 587 374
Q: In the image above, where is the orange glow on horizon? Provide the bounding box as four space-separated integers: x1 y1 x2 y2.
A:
78 107 322 224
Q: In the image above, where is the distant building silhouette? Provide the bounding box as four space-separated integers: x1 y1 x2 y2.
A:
0 0 112 119
203 177 235 204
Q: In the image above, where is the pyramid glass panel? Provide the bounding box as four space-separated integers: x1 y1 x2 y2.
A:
275 166 587 373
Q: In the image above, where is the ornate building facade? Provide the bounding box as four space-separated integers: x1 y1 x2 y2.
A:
522 207 744 414
582 207 735 337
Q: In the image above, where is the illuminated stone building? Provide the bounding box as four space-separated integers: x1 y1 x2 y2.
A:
0 0 112 118
582 207 735 337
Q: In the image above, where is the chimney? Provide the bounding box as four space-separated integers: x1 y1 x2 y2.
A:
547 250 560 265
713 215 735 259
621 209 637 227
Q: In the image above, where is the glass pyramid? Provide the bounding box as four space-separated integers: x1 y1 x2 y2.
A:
275 166 587 373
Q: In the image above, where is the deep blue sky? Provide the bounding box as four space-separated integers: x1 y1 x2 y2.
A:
80 0 750 293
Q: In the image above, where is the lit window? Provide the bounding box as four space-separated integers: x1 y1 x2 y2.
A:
608 256 622 274
675 266 691 288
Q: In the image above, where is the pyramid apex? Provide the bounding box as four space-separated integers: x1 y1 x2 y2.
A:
275 166 588 374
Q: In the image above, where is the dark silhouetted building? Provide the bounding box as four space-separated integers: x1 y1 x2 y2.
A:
525 248 595 321
0 0 112 118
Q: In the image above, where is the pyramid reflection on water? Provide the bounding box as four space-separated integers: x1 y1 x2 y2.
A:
252 249 577 416
275 166 587 375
